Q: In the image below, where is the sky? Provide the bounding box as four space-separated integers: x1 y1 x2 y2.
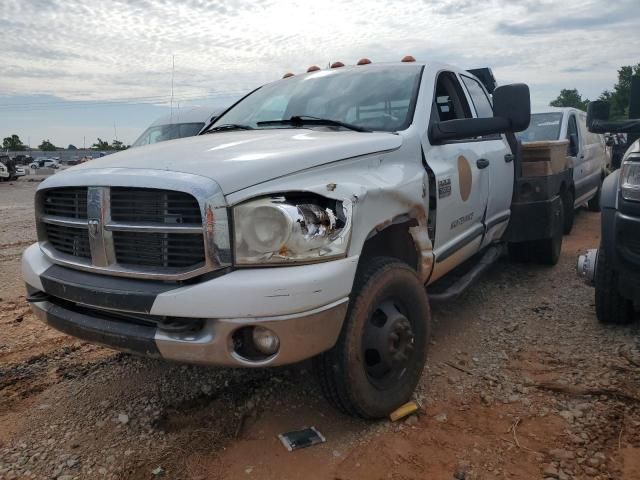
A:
1 0 639 147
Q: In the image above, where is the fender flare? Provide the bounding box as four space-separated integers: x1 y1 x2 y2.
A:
600 170 619 210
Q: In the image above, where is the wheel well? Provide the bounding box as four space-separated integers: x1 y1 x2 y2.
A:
359 222 419 272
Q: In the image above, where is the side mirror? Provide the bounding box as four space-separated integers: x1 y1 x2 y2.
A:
429 83 531 143
587 101 610 130
493 83 531 132
568 133 579 156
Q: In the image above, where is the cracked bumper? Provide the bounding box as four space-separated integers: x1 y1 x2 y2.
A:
23 244 356 366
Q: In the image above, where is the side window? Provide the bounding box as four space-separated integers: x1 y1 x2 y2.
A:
432 72 472 122
461 75 494 118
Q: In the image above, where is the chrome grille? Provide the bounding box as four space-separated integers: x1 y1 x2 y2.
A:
36 171 230 281
45 223 91 258
111 188 201 224
113 231 205 268
43 188 87 219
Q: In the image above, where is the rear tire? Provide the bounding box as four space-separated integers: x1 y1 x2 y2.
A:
588 183 602 212
314 257 430 419
508 204 563 266
561 189 575 234
595 247 633 324
531 205 563 265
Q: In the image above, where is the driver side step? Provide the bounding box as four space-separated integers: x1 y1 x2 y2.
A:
428 245 504 304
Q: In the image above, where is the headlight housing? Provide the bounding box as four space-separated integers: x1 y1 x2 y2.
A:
621 155 640 202
233 194 351 265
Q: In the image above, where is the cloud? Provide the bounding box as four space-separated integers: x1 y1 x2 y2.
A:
0 0 638 145
495 0 637 35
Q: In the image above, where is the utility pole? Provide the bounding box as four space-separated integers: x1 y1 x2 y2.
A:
170 54 175 124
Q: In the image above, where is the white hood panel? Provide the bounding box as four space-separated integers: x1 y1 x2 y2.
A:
70 129 402 193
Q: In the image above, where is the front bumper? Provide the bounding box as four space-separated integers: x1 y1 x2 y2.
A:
23 244 356 366
601 202 640 304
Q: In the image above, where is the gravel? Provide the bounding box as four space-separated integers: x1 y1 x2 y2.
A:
1 184 638 479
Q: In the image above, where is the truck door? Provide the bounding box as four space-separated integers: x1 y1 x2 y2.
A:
421 71 489 283
459 74 514 247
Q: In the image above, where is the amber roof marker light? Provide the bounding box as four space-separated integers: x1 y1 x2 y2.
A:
356 58 372 65
401 55 416 63
307 65 321 72
282 72 295 78
330 61 345 68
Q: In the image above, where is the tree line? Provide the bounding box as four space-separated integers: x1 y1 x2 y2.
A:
550 64 640 117
4 65 637 152
2 135 129 151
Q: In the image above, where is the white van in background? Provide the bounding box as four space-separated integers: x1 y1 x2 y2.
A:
131 106 222 148
517 107 609 231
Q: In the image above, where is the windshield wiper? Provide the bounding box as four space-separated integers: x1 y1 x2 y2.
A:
204 123 254 133
257 115 371 133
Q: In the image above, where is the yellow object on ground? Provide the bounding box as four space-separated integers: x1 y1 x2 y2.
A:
389 401 419 422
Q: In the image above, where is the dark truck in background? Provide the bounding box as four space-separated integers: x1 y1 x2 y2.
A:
577 79 640 324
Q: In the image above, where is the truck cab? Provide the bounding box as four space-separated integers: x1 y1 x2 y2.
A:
23 59 538 418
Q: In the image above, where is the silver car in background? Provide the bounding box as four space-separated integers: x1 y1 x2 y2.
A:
131 107 222 148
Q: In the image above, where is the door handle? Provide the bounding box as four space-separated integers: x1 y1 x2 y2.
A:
504 154 514 163
476 158 490 169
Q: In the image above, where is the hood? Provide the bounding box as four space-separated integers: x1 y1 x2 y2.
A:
69 129 402 193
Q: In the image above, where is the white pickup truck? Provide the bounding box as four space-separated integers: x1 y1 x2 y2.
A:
518 107 609 233
23 60 564 418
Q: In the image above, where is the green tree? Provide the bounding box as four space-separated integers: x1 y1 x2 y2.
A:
111 139 128 150
2 134 26 150
607 64 640 119
549 88 589 110
38 139 57 151
598 90 613 103
92 138 110 150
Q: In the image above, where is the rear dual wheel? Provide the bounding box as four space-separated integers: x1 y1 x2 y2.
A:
508 203 563 266
561 188 575 235
314 257 430 419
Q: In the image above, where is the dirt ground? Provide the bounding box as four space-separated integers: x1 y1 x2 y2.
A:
1 180 639 480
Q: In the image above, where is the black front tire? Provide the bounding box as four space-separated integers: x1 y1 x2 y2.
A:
595 247 633 324
314 257 430 419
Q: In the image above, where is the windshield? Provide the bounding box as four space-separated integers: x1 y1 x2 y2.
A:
517 113 563 142
132 122 205 147
209 65 423 132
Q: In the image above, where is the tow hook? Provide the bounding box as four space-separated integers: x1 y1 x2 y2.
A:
576 249 598 286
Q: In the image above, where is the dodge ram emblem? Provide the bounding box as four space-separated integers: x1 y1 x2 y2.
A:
88 219 100 238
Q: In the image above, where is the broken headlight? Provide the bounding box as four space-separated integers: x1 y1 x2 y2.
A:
621 155 640 202
233 194 351 265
